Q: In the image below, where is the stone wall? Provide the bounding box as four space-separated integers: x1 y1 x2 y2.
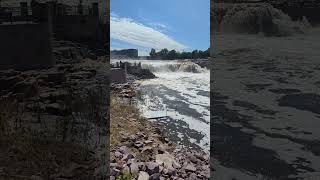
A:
0 22 54 70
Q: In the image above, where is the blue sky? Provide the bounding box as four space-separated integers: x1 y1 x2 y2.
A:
110 0 210 56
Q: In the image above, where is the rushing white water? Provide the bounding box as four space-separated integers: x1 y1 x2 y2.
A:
212 27 320 179
213 3 311 36
111 59 210 151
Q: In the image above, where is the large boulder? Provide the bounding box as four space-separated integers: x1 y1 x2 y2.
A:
138 171 149 180
155 153 180 169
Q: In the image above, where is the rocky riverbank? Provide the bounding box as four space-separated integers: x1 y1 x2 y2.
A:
0 40 109 179
110 82 210 179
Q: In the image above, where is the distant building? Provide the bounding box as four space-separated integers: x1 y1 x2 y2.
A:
111 49 138 59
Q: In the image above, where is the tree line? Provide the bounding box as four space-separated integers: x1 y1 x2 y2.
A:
149 48 210 60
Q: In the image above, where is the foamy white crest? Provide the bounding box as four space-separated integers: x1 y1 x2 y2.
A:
143 61 206 73
214 3 311 36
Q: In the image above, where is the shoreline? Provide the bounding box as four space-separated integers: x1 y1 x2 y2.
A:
110 72 210 179
111 59 210 151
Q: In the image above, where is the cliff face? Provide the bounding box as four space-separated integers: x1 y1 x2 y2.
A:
0 40 109 179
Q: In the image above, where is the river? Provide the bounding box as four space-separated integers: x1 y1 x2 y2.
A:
111 60 210 152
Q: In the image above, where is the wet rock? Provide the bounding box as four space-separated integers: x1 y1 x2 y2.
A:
146 162 160 174
0 69 20 77
141 146 153 153
144 140 154 144
59 163 86 178
127 158 137 164
114 151 122 158
156 153 177 169
129 68 156 80
167 167 177 176
157 144 166 154
155 127 162 134
162 167 176 176
134 141 144 148
138 171 149 180
200 169 210 179
44 71 66 84
31 175 43 180
129 135 136 141
0 76 23 93
122 165 130 174
116 161 125 170
45 103 67 116
130 162 139 174
110 168 120 176
195 153 206 161
162 168 169 174
150 173 161 180
121 153 135 161
12 78 38 98
188 154 198 164
138 162 146 171
159 165 164 173
39 89 68 102
68 71 96 80
187 173 197 180
179 170 187 178
87 52 97 60
185 164 197 172
119 146 130 154
172 160 182 169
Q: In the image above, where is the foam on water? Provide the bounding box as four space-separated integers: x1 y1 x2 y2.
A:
138 61 210 151
111 60 210 151
213 3 311 36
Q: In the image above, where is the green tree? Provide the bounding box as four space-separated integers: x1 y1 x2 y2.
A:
204 48 210 58
158 48 168 59
192 50 199 59
150 47 210 60
167 50 177 60
150 48 156 57
198 50 204 58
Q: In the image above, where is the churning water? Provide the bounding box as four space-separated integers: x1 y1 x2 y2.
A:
137 60 210 151
111 59 210 151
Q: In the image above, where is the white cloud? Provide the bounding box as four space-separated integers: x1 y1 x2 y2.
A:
110 15 187 51
148 22 169 32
